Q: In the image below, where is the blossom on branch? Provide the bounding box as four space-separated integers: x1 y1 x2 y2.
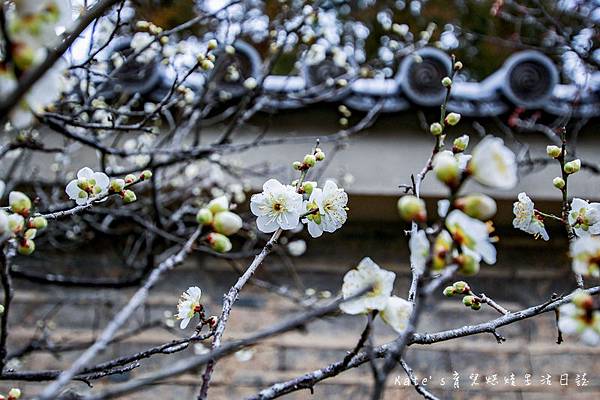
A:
558 290 600 346
250 179 303 233
65 167 110 205
446 210 496 265
469 136 517 189
381 296 413 334
176 286 203 329
339 257 395 315
569 198 600 237
570 236 600 278
512 192 549 241
303 180 348 238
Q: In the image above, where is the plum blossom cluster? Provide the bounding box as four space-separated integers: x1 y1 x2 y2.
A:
0 387 21 400
196 195 243 253
0 191 47 255
339 257 413 334
175 286 217 330
0 0 73 127
250 148 349 238
398 135 517 277
65 167 151 206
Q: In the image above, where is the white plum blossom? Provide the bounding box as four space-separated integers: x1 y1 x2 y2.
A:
446 210 496 265
569 198 600 237
250 179 303 233
380 296 413 334
570 236 600 278
304 180 348 238
469 136 517 189
512 192 549 241
65 167 110 205
339 257 396 315
409 229 429 275
176 286 202 329
558 294 600 346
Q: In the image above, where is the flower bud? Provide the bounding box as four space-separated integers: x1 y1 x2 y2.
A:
445 112 461 126
201 60 214 70
546 145 561 158
122 190 137 203
339 117 348 126
471 302 481 310
443 286 455 297
225 45 236 55
207 39 218 50
8 214 24 234
124 174 136 184
213 211 243 236
452 135 469 152
196 208 213 225
9 192 32 216
315 151 325 161
7 388 21 400
207 232 232 253
302 181 316 195
141 170 153 180
29 216 47 230
0 211 9 238
452 281 470 294
442 76 452 87
208 196 229 214
553 177 565 189
454 61 463 70
24 228 36 239
564 159 581 174
18 239 35 256
430 122 443 136
110 179 125 193
397 195 427 223
454 193 497 220
462 295 476 307
0 304 4 314
243 77 257 90
433 152 460 187
303 154 316 167
292 161 303 170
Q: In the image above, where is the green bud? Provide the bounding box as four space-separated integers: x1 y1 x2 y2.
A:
397 195 427 222
124 174 137 184
546 145 561 158
9 191 32 216
0 304 4 314
433 152 460 187
443 286 455 297
292 161 303 170
452 281 470 294
213 211 243 236
8 214 24 234
454 61 463 70
471 302 481 310
564 159 581 174
18 239 35 256
303 154 316 167
441 76 452 87
24 228 36 240
207 39 218 50
462 295 475 307
208 196 229 214
302 181 316 195
29 216 48 230
445 112 461 126
8 388 21 399
315 151 325 161
452 135 469 152
110 179 125 193
123 190 137 203
141 170 153 180
553 177 565 189
207 232 232 253
430 122 443 136
201 60 214 70
454 193 497 220
196 208 213 225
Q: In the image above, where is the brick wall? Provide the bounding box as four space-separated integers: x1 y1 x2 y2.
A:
1 222 599 399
